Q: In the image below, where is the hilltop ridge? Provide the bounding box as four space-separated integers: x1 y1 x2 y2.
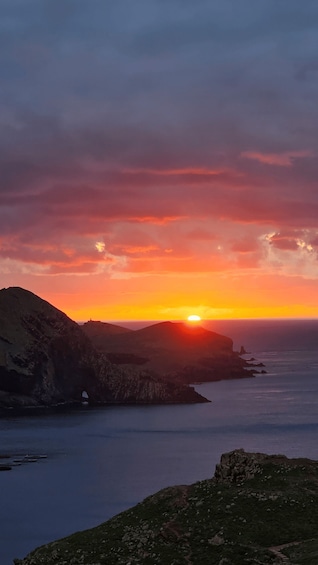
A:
81 319 258 382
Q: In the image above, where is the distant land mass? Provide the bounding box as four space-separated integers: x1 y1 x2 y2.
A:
82 320 261 384
0 287 207 410
0 287 261 412
15 448 318 564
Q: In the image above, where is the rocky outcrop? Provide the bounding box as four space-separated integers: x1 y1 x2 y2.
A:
0 287 208 409
214 448 289 484
15 449 318 565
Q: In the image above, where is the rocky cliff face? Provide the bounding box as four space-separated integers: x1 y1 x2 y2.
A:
0 286 96 407
15 448 318 565
0 287 207 409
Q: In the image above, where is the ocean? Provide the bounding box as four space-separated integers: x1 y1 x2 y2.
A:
1 319 317 564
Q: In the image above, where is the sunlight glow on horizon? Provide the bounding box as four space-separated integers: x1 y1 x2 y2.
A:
187 314 201 322
66 303 318 323
6 268 318 323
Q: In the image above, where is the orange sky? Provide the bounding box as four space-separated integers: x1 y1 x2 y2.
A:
1 3 318 321
2 160 318 322
3 268 318 322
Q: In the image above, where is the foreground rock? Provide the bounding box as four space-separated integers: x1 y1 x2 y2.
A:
0 287 207 410
15 449 318 564
82 320 259 384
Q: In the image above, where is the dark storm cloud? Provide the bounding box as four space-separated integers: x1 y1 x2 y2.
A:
1 0 318 274
2 0 318 139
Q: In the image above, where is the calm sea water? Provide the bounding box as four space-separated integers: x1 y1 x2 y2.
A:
1 320 318 564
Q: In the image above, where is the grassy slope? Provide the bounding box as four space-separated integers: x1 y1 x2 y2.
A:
14 452 318 565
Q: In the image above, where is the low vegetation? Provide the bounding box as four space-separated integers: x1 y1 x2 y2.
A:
14 449 318 564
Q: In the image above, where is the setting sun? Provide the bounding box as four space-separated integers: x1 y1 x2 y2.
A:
187 315 201 322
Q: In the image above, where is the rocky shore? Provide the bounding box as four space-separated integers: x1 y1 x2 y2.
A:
14 449 318 564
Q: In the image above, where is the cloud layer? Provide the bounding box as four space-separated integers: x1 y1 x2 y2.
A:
1 1 318 318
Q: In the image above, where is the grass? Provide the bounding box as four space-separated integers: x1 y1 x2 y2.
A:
14 451 318 565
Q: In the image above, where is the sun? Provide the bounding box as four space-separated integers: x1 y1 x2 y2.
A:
187 314 201 322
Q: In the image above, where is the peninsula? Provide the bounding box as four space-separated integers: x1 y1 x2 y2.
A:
0 287 206 409
0 287 261 411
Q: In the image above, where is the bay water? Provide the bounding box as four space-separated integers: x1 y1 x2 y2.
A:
1 320 318 564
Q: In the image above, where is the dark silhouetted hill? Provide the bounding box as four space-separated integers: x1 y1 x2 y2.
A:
0 287 208 410
82 320 257 383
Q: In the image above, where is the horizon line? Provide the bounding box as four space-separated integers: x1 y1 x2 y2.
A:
76 316 318 324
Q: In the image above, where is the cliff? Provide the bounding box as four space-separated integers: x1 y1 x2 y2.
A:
82 320 258 383
0 287 207 409
15 448 318 564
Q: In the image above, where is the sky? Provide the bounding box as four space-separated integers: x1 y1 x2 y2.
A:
1 0 318 321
